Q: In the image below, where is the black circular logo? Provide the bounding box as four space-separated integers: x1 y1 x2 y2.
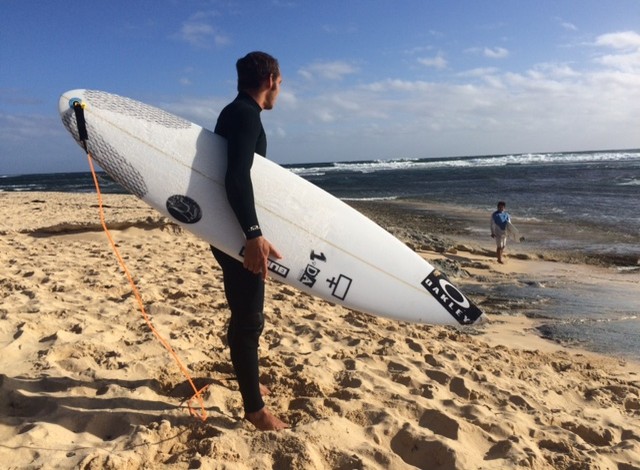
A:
166 195 202 224
439 279 470 308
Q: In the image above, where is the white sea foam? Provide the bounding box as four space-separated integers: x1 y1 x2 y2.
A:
288 150 640 175
618 178 640 186
340 196 399 202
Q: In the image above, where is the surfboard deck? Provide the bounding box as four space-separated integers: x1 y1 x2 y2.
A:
507 222 525 242
59 89 484 326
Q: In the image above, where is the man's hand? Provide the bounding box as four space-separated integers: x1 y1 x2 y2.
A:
243 236 282 280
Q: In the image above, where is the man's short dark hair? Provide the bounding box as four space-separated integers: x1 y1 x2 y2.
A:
236 51 280 92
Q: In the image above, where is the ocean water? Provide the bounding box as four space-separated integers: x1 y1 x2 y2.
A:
2 149 639 360
289 150 640 262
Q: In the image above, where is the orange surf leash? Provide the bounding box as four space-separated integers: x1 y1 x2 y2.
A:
86 154 208 421
72 100 208 421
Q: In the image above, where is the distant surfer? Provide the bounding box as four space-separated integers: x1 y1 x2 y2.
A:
490 201 510 264
211 52 288 431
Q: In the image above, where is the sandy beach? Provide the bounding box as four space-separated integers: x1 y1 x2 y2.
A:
1 192 639 470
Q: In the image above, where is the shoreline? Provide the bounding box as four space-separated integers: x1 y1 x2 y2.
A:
348 198 640 268
1 192 639 469
348 199 640 362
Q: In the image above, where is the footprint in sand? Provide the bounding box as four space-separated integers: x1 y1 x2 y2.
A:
390 423 457 469
425 368 450 386
449 376 472 399
418 408 460 440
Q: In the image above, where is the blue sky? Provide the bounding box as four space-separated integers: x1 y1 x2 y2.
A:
1 0 640 175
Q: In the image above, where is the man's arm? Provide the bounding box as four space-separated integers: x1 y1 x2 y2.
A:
224 109 263 240
223 108 281 279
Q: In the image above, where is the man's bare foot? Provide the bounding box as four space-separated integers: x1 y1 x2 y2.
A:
245 407 289 431
259 383 271 396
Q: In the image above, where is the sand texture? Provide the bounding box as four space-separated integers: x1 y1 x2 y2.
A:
1 192 639 469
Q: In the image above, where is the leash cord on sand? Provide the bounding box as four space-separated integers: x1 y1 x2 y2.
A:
86 152 209 421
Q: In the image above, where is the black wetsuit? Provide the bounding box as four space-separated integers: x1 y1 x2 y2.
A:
212 92 266 414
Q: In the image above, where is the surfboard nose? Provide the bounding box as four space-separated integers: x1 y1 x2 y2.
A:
58 89 86 115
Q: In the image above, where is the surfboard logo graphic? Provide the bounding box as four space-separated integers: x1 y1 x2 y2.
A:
421 270 483 324
166 195 202 224
326 274 352 301
300 264 320 287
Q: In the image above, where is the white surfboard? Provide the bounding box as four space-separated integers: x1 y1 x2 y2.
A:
58 89 484 325
506 221 524 242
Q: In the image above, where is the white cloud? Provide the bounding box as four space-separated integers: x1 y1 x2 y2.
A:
593 31 640 72
595 31 640 50
316 109 336 122
596 51 640 72
483 47 509 59
298 61 359 81
1 113 66 144
175 12 230 48
0 113 76 174
276 90 298 108
160 97 227 127
272 126 287 138
459 67 500 77
417 54 447 70
529 62 580 78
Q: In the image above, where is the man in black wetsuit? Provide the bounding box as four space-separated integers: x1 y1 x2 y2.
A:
212 51 287 431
